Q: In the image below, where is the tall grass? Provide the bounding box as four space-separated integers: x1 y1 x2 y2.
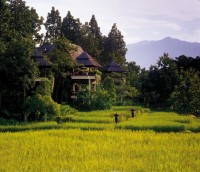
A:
0 129 200 172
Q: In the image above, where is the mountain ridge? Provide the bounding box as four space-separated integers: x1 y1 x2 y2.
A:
126 37 200 69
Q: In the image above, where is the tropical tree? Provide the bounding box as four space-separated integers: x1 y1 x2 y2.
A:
44 7 62 43
0 0 42 115
0 0 11 42
80 22 94 53
175 55 200 72
8 0 43 42
88 15 102 61
139 53 178 107
102 76 116 105
102 23 127 66
61 11 82 45
0 36 39 114
170 69 200 114
80 15 102 62
50 37 76 103
89 15 102 39
126 61 141 89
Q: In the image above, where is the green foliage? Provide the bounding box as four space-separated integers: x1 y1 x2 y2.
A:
35 78 52 96
0 108 22 122
61 11 82 45
116 85 139 106
126 61 141 89
60 104 77 116
102 76 116 105
1 36 38 90
24 94 60 121
8 0 43 42
50 37 76 103
44 7 62 43
74 89 112 111
0 36 39 113
170 69 200 114
103 23 127 66
0 0 11 41
0 0 42 113
23 94 45 120
90 89 113 110
140 54 178 107
44 95 60 120
80 15 102 62
55 104 77 124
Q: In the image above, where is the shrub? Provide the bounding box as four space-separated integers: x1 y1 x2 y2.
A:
90 89 112 110
34 78 53 96
102 76 116 105
0 118 18 125
23 94 60 121
74 88 112 111
54 104 77 124
60 104 77 115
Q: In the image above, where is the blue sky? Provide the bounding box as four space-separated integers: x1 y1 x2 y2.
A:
25 0 200 44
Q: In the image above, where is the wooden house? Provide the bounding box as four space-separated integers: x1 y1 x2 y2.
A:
33 43 102 99
70 51 102 99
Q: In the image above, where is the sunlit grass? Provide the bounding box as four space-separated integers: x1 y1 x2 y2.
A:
0 129 200 172
0 106 200 132
1 106 200 171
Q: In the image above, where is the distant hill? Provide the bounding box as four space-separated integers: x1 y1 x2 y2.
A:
126 37 200 69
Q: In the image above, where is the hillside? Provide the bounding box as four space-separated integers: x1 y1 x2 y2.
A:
126 37 200 69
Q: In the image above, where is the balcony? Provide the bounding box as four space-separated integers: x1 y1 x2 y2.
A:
71 71 96 80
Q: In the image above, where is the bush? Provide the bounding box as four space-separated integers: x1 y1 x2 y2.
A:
0 118 19 125
54 104 77 124
74 88 112 111
23 94 60 121
60 104 77 115
34 78 53 96
90 89 112 110
43 95 60 120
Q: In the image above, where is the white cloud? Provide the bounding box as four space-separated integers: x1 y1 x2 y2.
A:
163 23 182 32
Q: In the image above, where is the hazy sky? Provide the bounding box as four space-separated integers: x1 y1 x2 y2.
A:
25 0 200 44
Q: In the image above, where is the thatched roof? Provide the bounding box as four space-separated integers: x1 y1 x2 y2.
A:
33 44 101 68
102 60 126 73
70 45 84 60
33 43 84 60
76 52 102 68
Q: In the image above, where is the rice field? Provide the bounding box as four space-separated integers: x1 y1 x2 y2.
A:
0 106 200 171
0 106 200 132
0 129 200 172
